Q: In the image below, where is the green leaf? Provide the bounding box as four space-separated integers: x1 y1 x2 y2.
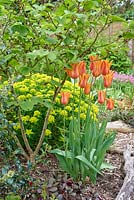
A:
110 15 126 23
19 66 31 75
129 20 134 29
122 32 134 39
90 148 96 161
27 49 49 59
44 99 53 108
11 24 29 35
19 100 33 111
48 51 57 61
0 0 14 5
51 149 73 158
75 155 101 174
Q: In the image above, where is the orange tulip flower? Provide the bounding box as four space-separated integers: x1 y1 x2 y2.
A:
79 73 89 88
103 70 114 88
60 92 70 105
92 60 102 77
98 90 106 104
84 83 91 95
101 60 112 75
78 61 86 75
89 55 98 62
64 63 79 79
106 98 114 110
89 55 98 71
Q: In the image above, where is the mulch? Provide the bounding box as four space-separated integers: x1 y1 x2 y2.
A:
0 152 125 200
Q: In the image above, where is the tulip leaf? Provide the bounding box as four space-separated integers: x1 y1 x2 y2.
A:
75 155 101 174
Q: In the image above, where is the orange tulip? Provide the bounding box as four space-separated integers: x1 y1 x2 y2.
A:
92 60 102 77
64 63 79 79
101 60 112 75
106 98 114 110
79 73 89 88
103 70 114 88
84 83 91 95
89 61 95 71
78 61 86 75
98 90 106 104
89 55 98 71
61 92 70 105
89 55 98 62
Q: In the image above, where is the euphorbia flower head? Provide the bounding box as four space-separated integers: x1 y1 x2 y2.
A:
101 60 112 75
103 70 114 88
64 63 79 79
106 98 114 110
61 92 70 105
84 83 91 95
78 61 86 75
98 90 106 104
79 73 89 88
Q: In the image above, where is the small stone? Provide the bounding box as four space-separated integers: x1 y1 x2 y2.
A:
71 192 77 197
57 194 64 200
48 177 55 185
49 186 58 193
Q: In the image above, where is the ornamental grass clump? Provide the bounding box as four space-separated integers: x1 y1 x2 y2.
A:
52 56 116 183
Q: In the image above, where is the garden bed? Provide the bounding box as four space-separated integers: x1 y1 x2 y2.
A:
0 152 125 200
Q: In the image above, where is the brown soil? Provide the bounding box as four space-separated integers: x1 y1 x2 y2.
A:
1 131 134 200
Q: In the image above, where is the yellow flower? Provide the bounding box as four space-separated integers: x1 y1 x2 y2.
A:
80 113 86 120
45 129 52 136
19 86 29 93
34 110 41 117
26 94 32 99
30 89 36 94
55 98 60 103
60 110 68 117
23 79 31 84
25 129 33 135
74 108 78 113
51 110 56 115
29 117 38 123
35 92 43 98
90 112 98 121
92 104 99 114
22 115 30 122
18 95 27 101
13 124 21 130
48 115 55 123
3 81 8 85
65 106 72 111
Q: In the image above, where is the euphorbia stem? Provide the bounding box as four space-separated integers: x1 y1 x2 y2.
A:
8 74 34 158
34 73 67 156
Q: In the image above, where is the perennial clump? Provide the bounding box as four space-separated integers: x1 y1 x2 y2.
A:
3 73 98 148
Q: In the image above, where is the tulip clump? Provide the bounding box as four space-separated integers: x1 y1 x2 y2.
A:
52 55 116 183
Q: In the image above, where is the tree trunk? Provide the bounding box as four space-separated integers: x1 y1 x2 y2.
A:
115 144 134 200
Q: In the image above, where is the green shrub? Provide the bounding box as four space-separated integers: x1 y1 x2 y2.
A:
2 73 98 149
5 194 21 200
